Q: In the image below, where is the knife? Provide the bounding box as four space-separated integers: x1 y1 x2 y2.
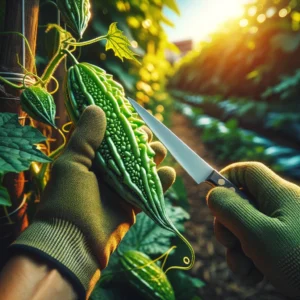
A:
127 97 249 200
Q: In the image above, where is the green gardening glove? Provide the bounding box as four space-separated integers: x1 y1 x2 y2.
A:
10 106 176 299
206 162 300 298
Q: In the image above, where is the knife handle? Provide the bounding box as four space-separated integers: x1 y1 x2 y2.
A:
206 170 250 202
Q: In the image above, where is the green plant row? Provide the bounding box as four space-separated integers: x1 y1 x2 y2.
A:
170 90 300 145
175 101 300 180
262 69 300 103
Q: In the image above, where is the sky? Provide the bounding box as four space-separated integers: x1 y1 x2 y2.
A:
163 0 250 43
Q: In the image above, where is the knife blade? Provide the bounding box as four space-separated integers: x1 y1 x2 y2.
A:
128 97 248 199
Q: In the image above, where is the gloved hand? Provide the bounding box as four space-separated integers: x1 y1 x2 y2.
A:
206 162 300 298
10 106 176 299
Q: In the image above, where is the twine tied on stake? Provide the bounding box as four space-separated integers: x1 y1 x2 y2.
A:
0 0 62 221
0 0 35 88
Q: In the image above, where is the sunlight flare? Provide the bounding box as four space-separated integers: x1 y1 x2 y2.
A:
165 0 250 42
197 0 247 36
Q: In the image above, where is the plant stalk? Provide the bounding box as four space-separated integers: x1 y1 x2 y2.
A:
0 76 23 89
40 50 66 85
68 35 106 47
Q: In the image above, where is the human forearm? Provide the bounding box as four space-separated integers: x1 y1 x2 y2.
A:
0 254 78 300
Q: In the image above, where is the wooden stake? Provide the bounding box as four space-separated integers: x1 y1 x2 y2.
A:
0 0 39 268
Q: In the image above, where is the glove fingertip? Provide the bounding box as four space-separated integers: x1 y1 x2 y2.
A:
76 105 107 149
206 186 237 213
157 166 176 193
82 105 106 132
150 141 167 165
140 125 153 143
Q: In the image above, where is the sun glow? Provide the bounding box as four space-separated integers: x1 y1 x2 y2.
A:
164 0 250 42
195 0 246 38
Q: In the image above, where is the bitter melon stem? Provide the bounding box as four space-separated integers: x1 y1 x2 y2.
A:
68 35 107 47
164 223 195 273
40 50 67 85
63 49 79 65
0 76 23 89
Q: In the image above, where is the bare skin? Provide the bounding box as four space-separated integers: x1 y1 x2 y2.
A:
0 255 77 300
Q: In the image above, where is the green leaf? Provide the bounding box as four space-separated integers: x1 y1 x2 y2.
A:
166 41 180 54
168 271 205 300
119 201 189 255
161 13 175 27
105 22 139 63
95 202 192 300
166 176 189 209
271 32 300 53
90 285 128 300
225 118 238 130
0 181 11 206
100 202 189 284
0 113 52 174
163 0 180 15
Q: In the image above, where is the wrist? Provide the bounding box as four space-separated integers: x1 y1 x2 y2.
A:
0 254 78 300
10 218 100 299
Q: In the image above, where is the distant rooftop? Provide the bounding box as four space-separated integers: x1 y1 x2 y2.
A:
173 39 193 53
165 39 193 63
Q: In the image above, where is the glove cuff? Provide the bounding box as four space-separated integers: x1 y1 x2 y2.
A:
10 218 100 299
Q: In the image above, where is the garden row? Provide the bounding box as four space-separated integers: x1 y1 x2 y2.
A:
171 90 300 147
174 100 300 180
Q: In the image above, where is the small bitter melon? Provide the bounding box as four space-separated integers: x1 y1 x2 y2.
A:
56 0 91 39
20 86 57 128
120 250 175 300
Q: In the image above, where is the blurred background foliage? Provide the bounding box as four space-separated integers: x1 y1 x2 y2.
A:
168 0 300 180
169 0 300 101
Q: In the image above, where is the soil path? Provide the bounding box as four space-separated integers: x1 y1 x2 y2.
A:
170 111 287 300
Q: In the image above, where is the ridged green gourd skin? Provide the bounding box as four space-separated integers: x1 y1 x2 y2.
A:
64 63 175 232
56 0 90 39
120 250 175 300
21 86 56 128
